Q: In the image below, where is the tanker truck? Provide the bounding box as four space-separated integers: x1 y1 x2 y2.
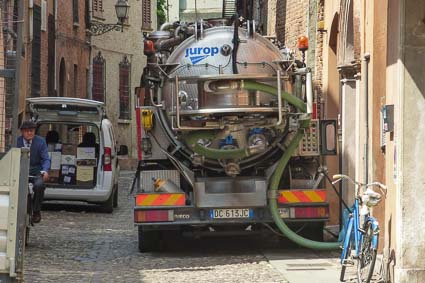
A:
132 18 338 252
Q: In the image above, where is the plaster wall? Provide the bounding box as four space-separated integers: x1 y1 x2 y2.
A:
394 1 425 280
91 0 157 158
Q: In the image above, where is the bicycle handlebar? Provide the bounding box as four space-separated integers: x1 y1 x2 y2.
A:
332 174 387 190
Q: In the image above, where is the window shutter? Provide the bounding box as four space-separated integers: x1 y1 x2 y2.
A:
142 0 151 30
93 0 103 18
73 0 79 24
92 52 105 102
119 56 131 120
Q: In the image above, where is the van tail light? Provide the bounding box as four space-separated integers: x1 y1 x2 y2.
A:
104 147 112 171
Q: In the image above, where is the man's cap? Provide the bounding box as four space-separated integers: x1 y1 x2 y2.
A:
20 120 37 129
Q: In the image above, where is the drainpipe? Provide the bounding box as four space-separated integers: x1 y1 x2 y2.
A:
363 53 370 184
12 0 24 146
355 72 361 204
87 0 93 99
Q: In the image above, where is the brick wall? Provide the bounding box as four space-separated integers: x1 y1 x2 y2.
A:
276 0 308 55
314 0 325 107
56 0 90 98
276 0 325 108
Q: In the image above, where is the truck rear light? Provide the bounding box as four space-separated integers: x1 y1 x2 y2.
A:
134 210 174 223
103 147 112 171
293 207 329 218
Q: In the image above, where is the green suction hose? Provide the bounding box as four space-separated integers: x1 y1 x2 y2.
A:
183 82 305 159
184 131 249 160
268 118 341 250
242 81 307 113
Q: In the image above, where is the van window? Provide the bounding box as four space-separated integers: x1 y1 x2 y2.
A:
38 123 99 145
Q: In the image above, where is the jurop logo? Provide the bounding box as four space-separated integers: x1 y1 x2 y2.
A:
185 46 220 64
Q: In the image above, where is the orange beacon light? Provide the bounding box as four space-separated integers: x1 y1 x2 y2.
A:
297 35 309 52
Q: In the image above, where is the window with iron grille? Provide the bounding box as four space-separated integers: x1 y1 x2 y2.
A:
142 0 152 30
92 0 103 19
92 52 105 102
119 56 131 119
73 0 79 24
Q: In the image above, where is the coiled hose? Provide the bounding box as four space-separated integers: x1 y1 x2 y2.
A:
183 81 341 249
268 118 341 250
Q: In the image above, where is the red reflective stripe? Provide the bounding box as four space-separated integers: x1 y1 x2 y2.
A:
151 195 168 206
135 194 186 206
278 195 289 203
293 191 310 202
175 195 185 205
317 190 326 200
277 190 326 203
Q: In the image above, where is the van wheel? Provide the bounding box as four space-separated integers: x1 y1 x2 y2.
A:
138 226 160 252
113 184 118 208
101 191 114 213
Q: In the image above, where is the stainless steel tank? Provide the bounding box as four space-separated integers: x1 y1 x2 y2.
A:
154 25 292 174
162 26 286 112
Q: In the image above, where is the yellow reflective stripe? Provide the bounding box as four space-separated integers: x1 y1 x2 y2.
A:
304 191 324 202
140 194 158 205
163 194 182 205
282 191 300 203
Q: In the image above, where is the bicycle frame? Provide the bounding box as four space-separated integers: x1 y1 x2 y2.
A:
340 198 379 268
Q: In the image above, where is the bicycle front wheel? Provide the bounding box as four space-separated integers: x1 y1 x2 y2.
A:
357 220 378 283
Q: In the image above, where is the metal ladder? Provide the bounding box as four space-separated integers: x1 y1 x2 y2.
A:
222 0 236 19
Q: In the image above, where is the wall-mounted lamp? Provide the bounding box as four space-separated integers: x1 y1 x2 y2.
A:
90 0 130 36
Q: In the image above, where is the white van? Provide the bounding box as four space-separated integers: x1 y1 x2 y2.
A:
27 97 124 212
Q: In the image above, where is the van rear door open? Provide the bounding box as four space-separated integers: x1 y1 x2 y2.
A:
27 97 105 125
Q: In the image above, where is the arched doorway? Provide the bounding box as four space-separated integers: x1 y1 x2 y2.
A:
59 58 66 97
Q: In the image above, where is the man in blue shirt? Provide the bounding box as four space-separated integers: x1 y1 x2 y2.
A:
17 120 51 223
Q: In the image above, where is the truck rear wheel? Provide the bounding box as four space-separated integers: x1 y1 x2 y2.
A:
138 226 160 252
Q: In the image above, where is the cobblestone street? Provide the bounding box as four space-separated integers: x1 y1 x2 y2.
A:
23 172 287 283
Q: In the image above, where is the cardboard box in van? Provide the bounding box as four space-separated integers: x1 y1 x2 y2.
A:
76 159 97 166
77 147 96 159
61 155 76 166
62 144 77 155
46 169 60 183
48 152 62 170
77 166 94 185
60 165 76 185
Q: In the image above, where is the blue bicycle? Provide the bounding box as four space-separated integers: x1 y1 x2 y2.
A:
332 174 387 283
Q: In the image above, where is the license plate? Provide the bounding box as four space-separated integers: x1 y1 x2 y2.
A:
211 208 252 219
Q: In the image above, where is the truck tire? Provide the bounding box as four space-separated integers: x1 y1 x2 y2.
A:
138 226 160 252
